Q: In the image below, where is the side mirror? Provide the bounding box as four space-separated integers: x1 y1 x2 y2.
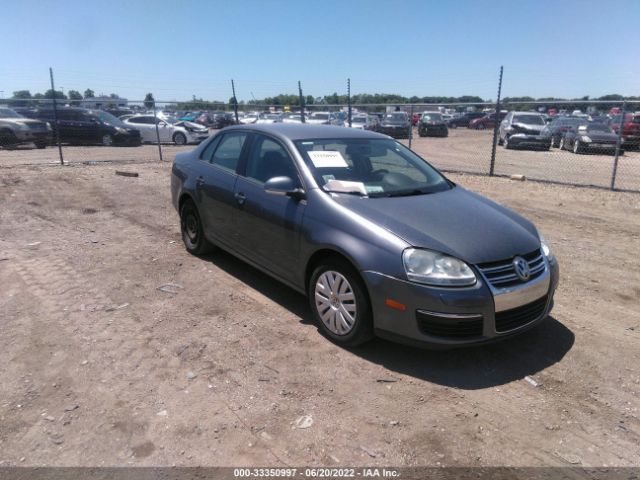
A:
264 176 305 200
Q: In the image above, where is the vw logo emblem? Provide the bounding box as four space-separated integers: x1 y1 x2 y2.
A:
513 256 530 281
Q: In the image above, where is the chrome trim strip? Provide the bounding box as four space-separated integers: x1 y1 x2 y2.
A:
416 309 483 320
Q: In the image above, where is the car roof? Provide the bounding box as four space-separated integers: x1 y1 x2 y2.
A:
222 123 384 140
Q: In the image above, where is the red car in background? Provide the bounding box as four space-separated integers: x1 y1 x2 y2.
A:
609 113 640 148
468 111 507 130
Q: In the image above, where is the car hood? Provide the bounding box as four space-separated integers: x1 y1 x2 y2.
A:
332 186 540 264
584 132 618 142
175 120 207 131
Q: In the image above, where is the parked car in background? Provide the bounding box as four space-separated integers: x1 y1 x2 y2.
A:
541 117 589 147
29 107 141 146
447 111 485 128
609 113 640 148
240 113 259 124
379 112 411 138
417 112 448 137
499 112 550 150
171 124 559 348
468 111 507 130
347 114 378 131
179 112 202 122
256 113 283 124
196 111 236 129
123 115 209 145
0 107 51 149
306 112 343 126
282 113 303 124
559 123 623 155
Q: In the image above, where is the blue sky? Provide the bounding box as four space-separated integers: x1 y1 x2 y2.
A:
3 0 639 102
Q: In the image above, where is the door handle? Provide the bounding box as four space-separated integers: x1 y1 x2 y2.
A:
234 192 246 206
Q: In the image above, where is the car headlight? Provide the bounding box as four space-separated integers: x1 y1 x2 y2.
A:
402 248 476 287
580 135 591 142
115 127 127 134
46 122 52 131
539 232 554 261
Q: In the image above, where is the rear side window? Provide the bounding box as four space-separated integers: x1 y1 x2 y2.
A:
208 132 247 172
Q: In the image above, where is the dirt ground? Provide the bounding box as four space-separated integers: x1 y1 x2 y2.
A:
0 155 639 467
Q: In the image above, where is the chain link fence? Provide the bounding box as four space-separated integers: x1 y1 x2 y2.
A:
1 95 639 192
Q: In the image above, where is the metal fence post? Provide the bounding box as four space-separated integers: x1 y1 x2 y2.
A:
298 81 305 123
408 104 413 149
490 65 503 176
610 101 626 190
231 79 239 124
49 67 64 165
347 78 352 128
152 99 163 162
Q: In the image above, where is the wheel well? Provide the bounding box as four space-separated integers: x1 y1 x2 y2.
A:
304 249 359 295
178 193 194 213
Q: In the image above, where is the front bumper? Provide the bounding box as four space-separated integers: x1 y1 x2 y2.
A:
363 257 559 348
15 130 52 144
508 134 550 149
379 126 410 138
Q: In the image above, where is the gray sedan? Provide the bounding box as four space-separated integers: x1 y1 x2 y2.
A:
171 124 560 348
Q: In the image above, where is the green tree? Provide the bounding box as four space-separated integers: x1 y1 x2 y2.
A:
84 89 95 98
9 90 32 107
43 89 67 99
144 93 155 109
109 93 119 99
68 90 83 106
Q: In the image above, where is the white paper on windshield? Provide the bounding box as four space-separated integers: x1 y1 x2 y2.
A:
324 179 367 195
308 150 348 168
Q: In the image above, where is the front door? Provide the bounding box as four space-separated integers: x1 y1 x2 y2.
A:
232 134 306 282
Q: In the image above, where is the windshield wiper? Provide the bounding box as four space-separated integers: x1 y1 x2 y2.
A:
379 188 434 198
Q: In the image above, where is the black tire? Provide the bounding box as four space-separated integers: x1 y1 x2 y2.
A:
173 132 187 146
35 141 47 149
573 140 582 154
504 135 511 149
498 136 503 146
0 129 17 147
101 134 114 146
418 128 426 137
308 258 374 347
180 200 214 255
477 123 486 130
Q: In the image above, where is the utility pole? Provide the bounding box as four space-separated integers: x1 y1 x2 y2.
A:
49 68 64 165
611 101 626 190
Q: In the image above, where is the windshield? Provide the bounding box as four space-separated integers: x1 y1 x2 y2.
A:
312 113 330 120
421 113 442 121
294 138 451 197
586 123 613 133
93 110 127 127
352 116 367 124
0 108 24 118
384 113 407 122
513 114 544 125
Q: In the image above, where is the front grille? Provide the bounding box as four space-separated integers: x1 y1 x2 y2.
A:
416 311 483 338
477 249 545 289
495 295 548 333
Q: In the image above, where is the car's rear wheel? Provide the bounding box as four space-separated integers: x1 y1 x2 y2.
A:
102 134 113 146
180 200 214 255
173 132 187 146
309 259 373 347
0 129 17 147
477 123 486 130
35 141 47 149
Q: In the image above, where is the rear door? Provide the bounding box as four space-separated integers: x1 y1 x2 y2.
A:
196 131 249 247
232 133 306 281
127 116 156 142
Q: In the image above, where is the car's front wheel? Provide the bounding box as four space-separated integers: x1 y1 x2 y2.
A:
309 260 373 347
180 200 214 255
173 132 187 145
101 134 113 146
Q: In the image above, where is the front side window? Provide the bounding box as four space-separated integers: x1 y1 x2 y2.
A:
209 132 247 171
245 135 298 184
294 138 451 197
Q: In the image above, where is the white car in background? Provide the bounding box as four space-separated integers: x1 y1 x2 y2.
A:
123 115 209 145
240 113 259 124
282 113 303 123
255 113 283 124
346 114 377 130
